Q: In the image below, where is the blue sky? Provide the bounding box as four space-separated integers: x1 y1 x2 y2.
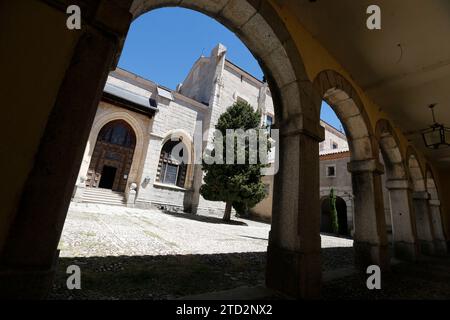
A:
118 7 343 131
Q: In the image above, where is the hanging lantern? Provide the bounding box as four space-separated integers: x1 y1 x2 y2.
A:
421 104 450 149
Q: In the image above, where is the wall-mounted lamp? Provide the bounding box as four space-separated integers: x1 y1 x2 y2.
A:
143 176 151 185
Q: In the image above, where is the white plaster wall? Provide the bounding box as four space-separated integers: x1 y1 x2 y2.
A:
320 122 348 152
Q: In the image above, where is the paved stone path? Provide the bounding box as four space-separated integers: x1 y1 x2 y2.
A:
53 203 450 300
52 203 354 300
59 202 353 258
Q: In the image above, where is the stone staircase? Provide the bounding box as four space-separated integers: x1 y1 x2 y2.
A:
81 188 126 206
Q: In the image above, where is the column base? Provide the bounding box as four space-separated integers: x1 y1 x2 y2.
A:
0 251 59 300
393 241 420 262
0 268 56 299
433 240 448 256
419 240 436 256
354 241 390 271
72 184 85 203
266 243 321 299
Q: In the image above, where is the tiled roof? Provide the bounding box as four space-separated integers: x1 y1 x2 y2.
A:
319 148 350 160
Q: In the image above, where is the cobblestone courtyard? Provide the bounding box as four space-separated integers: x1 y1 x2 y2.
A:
58 202 353 258
50 202 450 300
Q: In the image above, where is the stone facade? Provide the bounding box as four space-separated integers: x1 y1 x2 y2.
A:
74 44 276 217
71 44 405 242
74 44 359 222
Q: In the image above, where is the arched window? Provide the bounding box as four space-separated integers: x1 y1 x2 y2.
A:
156 139 188 188
98 120 136 148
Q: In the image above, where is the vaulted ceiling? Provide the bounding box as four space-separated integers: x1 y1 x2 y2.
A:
284 0 450 168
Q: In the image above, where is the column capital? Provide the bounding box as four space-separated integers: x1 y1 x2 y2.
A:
429 199 441 207
385 179 413 190
412 191 430 200
347 159 384 174
278 118 325 142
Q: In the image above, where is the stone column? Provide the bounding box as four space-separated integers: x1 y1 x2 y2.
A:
0 2 133 299
412 192 436 255
348 159 390 271
385 179 420 261
266 126 324 299
428 200 448 255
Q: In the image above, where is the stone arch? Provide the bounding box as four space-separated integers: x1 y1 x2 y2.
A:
0 1 325 299
159 129 195 188
129 0 318 133
376 120 420 260
78 111 148 191
128 1 324 297
406 147 438 255
425 165 448 253
320 189 354 235
314 70 391 268
320 195 349 236
425 165 440 201
313 70 375 161
406 147 426 192
375 119 407 180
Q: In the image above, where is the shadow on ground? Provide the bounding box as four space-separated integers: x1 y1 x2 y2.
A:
50 252 265 300
50 248 450 300
50 247 353 300
161 210 248 226
322 256 450 300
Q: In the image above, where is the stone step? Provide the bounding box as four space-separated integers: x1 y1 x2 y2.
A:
81 188 126 206
82 192 125 199
81 198 126 205
82 193 125 200
81 199 126 206
81 195 125 203
82 188 125 196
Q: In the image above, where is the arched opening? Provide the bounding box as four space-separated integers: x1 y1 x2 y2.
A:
319 101 353 237
320 196 348 236
2 0 328 300
426 167 448 254
87 120 137 192
407 150 436 256
379 155 393 244
156 139 188 188
376 120 418 261
4 0 450 302
314 70 390 270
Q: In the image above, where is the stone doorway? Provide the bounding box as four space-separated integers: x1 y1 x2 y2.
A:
86 120 136 192
321 196 349 236
99 165 118 190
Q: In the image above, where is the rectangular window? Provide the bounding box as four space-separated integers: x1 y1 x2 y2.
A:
162 163 179 185
265 114 274 136
265 115 273 128
326 165 336 177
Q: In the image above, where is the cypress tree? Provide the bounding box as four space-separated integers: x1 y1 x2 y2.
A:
200 101 269 221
